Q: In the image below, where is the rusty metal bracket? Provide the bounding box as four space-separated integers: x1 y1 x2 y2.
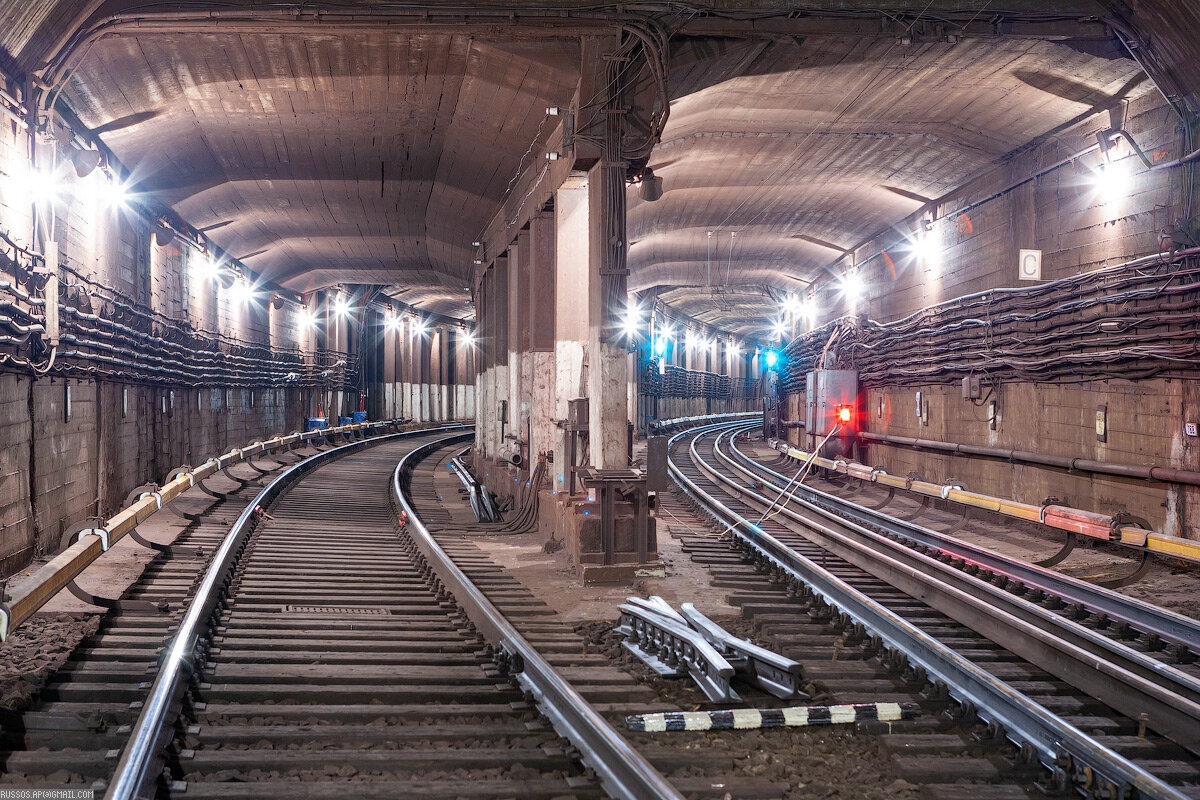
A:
1035 530 1078 568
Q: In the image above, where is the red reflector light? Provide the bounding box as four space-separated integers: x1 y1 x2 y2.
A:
836 406 852 423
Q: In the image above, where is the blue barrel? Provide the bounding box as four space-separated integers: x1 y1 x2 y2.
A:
352 411 367 423
306 417 326 442
338 416 352 427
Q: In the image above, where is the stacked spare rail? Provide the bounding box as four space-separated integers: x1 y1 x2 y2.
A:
667 420 1200 800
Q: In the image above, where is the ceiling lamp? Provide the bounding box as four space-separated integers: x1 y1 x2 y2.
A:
637 167 663 202
68 145 102 178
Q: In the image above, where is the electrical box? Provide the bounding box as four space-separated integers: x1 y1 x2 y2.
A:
962 374 982 400
805 369 859 438
567 397 589 429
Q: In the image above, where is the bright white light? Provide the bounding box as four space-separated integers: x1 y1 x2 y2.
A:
799 298 816 323
460 328 476 347
99 175 131 210
298 307 317 328
771 318 789 339
684 331 697 351
1092 159 1131 205
333 294 351 317
729 340 740 356
840 271 865 303
411 317 428 337
621 303 641 339
782 293 802 316
230 277 255 306
910 230 941 269
195 255 221 282
11 163 59 206
384 313 402 332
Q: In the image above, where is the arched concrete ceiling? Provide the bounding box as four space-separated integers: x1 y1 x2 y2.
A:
634 33 1150 335
56 31 579 316
0 1 1191 330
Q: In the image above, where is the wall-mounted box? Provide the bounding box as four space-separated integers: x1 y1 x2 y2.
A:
805 369 858 437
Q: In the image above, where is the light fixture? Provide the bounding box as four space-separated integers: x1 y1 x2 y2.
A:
782 294 802 316
621 303 641 339
637 167 663 202
385 314 402 331
764 349 780 369
195 254 221 282
840 271 865 303
460 328 476 347
1092 159 1131 206
68 145 101 178
99 175 130 210
333 294 351 317
230 277 255 306
15 163 57 206
411 317 428 337
729 340 740 356
910 230 941 268
154 221 175 247
298 307 317 329
771 318 789 339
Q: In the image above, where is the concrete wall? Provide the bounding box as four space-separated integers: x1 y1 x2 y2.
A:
0 372 304 575
789 91 1200 538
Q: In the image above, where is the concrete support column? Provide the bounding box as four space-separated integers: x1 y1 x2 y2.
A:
383 324 397 420
509 232 531 454
585 160 630 470
554 177 590 488
485 258 510 456
419 328 432 422
529 210 557 463
429 327 442 422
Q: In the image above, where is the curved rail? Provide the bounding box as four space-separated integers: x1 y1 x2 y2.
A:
104 423 470 800
0 418 404 641
393 435 685 800
736 431 1200 655
709 425 1200 754
668 421 1190 800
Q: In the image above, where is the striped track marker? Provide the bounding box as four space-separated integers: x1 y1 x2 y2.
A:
626 701 921 732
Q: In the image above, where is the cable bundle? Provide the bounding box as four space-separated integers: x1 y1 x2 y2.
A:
781 248 1200 390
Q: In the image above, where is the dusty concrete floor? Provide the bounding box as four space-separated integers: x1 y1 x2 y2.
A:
432 457 739 623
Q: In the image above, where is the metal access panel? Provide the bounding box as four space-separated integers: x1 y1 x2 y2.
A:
645 436 669 492
805 369 859 436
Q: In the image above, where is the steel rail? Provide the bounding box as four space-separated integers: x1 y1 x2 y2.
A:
104 423 470 800
706 425 1200 755
667 421 1190 800
730 427 1200 655
393 435 685 800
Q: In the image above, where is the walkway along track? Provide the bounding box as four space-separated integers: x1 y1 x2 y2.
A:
668 420 1200 800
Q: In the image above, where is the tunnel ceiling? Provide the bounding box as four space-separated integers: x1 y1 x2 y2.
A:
0 1 1172 330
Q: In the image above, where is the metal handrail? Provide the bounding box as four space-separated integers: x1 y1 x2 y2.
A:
0 417 400 641
667 421 1189 800
392 435 685 800
104 423 471 800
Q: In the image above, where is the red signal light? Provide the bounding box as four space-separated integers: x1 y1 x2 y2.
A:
836 405 852 424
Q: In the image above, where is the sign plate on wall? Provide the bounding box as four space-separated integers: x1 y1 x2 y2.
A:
1018 249 1042 281
1022 248 1041 283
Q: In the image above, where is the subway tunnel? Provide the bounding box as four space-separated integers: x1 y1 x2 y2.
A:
2 2 1200 799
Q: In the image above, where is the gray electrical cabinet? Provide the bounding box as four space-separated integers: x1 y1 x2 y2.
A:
805 369 859 452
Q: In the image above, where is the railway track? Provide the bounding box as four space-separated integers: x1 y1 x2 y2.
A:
666 420 1200 800
0 426 645 799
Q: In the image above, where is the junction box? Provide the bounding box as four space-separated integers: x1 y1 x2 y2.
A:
804 369 859 458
